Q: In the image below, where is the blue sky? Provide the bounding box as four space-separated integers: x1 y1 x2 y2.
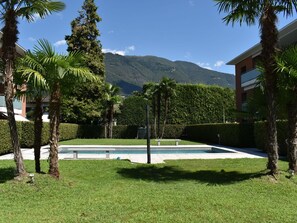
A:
17 0 297 74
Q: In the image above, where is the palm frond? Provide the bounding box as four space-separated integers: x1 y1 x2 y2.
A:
17 0 65 22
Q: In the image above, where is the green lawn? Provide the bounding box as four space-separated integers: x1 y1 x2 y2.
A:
0 159 296 222
59 138 202 146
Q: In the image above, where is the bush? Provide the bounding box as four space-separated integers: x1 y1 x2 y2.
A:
254 120 288 155
0 120 13 155
117 96 147 126
169 84 235 124
185 123 255 148
78 125 105 138
112 125 138 138
0 120 23 155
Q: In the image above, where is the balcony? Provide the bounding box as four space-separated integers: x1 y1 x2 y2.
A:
241 69 261 88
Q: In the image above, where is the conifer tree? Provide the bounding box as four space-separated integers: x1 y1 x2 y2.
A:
65 0 104 77
63 0 105 124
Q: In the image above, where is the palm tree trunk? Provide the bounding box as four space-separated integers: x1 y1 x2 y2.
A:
161 99 169 139
108 105 114 138
287 93 297 172
2 9 26 176
260 3 279 175
157 91 161 138
34 97 43 173
49 83 60 179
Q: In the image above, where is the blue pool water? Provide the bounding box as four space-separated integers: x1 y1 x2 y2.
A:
59 147 234 155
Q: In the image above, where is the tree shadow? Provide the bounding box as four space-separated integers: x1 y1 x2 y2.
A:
0 167 16 183
117 165 265 185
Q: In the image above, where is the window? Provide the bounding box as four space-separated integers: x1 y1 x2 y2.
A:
241 66 247 74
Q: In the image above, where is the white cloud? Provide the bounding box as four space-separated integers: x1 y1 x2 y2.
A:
197 62 212 70
54 40 66 47
103 48 126 56
214 60 225 68
28 37 36 42
103 45 136 56
126 45 135 52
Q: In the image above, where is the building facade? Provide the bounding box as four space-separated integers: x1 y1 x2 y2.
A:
228 20 297 112
0 32 27 121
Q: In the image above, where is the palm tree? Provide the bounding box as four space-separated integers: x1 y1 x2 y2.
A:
159 77 176 138
0 0 65 177
20 39 97 178
276 44 297 173
16 50 50 173
215 0 297 175
103 83 122 138
143 82 158 137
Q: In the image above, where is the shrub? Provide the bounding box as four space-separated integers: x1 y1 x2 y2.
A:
185 123 255 148
78 125 105 138
254 120 288 155
169 84 235 124
117 96 147 126
112 125 138 138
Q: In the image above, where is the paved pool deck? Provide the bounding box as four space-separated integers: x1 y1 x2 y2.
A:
0 144 267 164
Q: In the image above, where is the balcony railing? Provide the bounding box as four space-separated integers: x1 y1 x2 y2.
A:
241 69 261 86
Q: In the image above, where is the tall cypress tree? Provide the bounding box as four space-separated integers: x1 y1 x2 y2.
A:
65 0 104 77
62 0 105 124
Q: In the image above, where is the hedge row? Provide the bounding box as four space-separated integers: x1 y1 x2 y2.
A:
0 120 82 155
118 84 235 126
254 120 288 155
1 119 290 156
0 121 22 155
185 123 255 148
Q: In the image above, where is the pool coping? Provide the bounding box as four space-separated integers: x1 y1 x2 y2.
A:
0 144 267 164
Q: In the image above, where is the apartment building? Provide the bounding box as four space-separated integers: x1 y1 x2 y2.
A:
227 19 297 112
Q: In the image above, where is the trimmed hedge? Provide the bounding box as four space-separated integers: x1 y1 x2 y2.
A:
78 125 104 138
5 119 292 156
185 123 255 148
0 121 19 155
254 120 288 155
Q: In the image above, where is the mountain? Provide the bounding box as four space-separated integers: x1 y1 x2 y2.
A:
104 53 235 95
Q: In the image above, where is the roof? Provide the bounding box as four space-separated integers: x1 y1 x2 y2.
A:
227 19 297 65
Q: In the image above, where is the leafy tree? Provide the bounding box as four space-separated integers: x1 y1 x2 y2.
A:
0 0 65 177
215 0 297 175
20 39 97 178
276 44 297 173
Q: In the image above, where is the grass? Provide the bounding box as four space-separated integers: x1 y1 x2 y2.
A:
0 159 297 222
59 138 202 146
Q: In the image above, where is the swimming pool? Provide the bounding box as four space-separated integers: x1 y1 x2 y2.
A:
59 146 234 155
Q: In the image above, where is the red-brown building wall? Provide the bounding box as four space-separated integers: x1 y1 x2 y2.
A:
235 56 255 111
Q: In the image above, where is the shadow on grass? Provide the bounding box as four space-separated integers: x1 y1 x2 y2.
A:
117 165 265 185
0 167 16 183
